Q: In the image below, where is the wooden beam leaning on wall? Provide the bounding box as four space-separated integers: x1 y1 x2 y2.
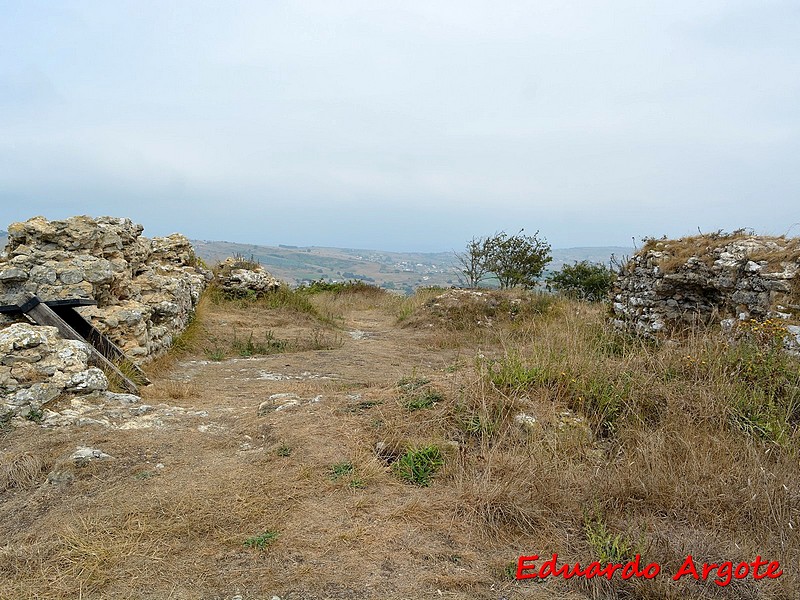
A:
15 293 141 395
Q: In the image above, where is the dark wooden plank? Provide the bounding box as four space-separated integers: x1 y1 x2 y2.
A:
44 298 97 308
1 298 95 314
54 305 151 386
19 295 140 395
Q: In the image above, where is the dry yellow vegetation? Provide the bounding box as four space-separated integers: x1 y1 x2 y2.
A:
1 285 798 599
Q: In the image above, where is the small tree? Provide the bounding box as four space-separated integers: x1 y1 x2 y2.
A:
486 230 551 289
546 260 615 302
455 236 494 288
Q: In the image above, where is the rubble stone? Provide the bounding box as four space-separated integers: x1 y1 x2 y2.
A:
612 233 800 350
214 256 280 298
0 215 212 361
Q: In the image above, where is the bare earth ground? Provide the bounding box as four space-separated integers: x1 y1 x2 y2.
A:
0 299 585 600
3 290 799 600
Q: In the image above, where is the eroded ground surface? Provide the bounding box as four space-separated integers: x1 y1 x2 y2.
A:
0 304 582 599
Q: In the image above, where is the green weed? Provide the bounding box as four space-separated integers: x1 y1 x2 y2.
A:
25 408 43 424
392 445 444 486
349 477 366 489
243 530 279 550
488 353 558 392
397 376 431 392
404 390 443 411
205 347 225 361
329 461 354 480
584 512 637 564
0 409 14 433
570 376 628 438
232 330 287 357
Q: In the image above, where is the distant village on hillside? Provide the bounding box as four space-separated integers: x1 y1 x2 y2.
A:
191 239 633 293
0 227 631 294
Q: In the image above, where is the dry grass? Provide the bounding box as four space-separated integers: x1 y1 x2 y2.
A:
640 231 800 273
0 452 43 491
1 287 799 599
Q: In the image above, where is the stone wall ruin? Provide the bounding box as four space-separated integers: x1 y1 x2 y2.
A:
611 232 800 348
0 215 211 362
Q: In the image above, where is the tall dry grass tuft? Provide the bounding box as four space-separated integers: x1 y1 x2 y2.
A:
0 452 43 491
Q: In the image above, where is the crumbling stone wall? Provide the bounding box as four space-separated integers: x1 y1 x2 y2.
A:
0 215 211 361
0 323 109 419
611 233 800 347
214 256 280 298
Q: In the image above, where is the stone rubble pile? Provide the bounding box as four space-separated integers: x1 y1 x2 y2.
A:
213 256 280 298
611 233 800 348
0 323 109 419
0 215 211 361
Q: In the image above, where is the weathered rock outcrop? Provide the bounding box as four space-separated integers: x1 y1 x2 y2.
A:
214 256 280 298
0 216 211 361
611 233 800 346
0 323 108 419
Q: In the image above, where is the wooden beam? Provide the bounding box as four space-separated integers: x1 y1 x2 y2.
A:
18 295 140 395
54 305 151 386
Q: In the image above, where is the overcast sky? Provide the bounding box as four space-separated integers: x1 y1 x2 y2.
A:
1 1 798 251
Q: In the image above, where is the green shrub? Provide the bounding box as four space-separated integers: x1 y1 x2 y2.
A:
298 279 385 295
546 260 615 302
392 445 444 486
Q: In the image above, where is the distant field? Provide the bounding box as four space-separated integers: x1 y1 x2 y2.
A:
0 230 631 293
191 238 633 292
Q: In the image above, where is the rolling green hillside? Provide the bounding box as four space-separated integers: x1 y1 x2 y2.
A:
191 239 632 293
0 229 630 293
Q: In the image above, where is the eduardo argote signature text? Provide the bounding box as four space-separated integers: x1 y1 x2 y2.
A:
516 553 783 587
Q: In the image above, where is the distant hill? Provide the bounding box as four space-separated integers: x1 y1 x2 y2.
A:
0 228 630 292
191 239 633 294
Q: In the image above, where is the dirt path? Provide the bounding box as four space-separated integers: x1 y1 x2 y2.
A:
5 304 567 600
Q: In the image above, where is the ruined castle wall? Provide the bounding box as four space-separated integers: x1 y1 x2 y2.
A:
0 215 211 361
611 234 800 347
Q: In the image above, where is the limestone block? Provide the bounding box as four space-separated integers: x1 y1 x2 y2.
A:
65 368 108 392
0 267 29 282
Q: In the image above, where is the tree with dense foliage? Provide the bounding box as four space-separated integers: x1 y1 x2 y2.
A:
546 260 615 301
457 230 552 289
486 230 551 289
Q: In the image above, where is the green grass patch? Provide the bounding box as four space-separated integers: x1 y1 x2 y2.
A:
329 461 354 480
24 408 43 424
392 445 444 486
488 353 559 392
243 530 279 550
298 279 385 296
584 511 638 564
232 330 287 357
397 376 431 392
404 390 443 411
